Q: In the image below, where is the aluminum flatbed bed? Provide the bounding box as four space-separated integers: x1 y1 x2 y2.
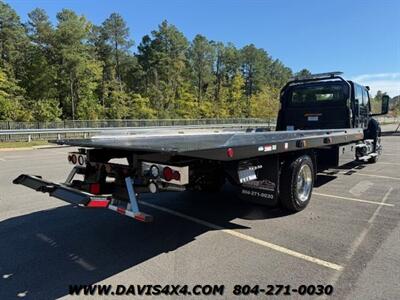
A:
55 128 363 161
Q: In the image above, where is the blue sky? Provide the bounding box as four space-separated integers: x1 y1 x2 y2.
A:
6 0 400 96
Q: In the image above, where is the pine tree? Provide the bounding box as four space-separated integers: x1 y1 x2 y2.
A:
102 13 133 83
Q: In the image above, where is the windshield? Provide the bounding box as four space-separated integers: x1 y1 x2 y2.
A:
287 83 347 106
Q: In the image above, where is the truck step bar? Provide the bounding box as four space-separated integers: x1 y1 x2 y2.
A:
13 174 153 222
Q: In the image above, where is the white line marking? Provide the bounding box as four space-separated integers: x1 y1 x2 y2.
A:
321 187 395 299
344 187 393 261
355 173 400 181
376 162 400 166
349 181 373 197
139 200 343 271
368 187 393 224
313 193 395 207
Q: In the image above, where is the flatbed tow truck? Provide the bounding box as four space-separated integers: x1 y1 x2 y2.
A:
14 72 389 222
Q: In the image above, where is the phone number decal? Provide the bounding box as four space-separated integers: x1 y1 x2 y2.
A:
232 284 334 296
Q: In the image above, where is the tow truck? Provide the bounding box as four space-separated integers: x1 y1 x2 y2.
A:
14 72 389 222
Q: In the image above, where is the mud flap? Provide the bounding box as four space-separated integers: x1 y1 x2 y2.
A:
227 156 279 206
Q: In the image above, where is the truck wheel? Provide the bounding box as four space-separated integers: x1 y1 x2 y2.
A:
280 155 314 212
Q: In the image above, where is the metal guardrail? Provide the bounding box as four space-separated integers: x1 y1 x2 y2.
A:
0 118 269 130
2 116 397 143
0 119 275 142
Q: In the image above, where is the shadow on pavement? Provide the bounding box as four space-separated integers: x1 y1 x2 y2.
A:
0 186 290 299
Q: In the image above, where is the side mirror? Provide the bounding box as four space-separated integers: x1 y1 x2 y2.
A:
381 95 389 115
371 95 390 116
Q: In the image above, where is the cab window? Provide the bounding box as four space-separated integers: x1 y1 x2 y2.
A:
362 89 369 106
355 85 363 105
288 83 347 106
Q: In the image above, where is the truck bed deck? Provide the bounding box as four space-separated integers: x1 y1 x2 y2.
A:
55 128 364 161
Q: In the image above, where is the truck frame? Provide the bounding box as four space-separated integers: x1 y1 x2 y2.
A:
14 72 389 222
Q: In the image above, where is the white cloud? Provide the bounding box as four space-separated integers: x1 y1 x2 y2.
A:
351 73 400 97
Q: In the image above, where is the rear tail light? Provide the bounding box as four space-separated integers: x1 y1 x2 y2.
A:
172 170 180 181
89 183 101 194
227 147 234 158
163 167 173 181
142 162 188 185
162 167 181 181
68 152 86 166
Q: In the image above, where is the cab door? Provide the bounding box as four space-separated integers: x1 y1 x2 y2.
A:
353 84 369 129
360 88 370 128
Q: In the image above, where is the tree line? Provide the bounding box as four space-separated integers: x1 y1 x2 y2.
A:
7 2 394 122
0 1 302 121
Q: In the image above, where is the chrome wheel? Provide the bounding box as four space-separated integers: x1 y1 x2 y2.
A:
296 164 313 202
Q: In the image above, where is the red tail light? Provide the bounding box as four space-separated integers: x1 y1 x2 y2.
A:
71 154 77 164
67 155 73 162
163 167 173 181
227 147 234 158
89 183 101 194
172 170 181 181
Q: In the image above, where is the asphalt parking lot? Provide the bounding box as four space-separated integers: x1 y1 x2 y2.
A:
0 133 399 299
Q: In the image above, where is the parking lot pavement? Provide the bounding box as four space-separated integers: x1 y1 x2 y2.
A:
0 135 399 299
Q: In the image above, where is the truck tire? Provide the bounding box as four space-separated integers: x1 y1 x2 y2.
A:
279 155 314 212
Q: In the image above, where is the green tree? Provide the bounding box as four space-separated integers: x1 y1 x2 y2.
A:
128 93 156 119
240 44 272 98
32 99 62 121
23 8 57 101
26 8 54 50
102 13 133 83
0 67 31 121
0 3 300 122
188 35 214 101
266 59 292 89
76 97 104 120
0 1 29 77
294 68 312 78
54 9 101 120
249 87 280 119
227 73 245 117
104 79 129 119
136 21 189 115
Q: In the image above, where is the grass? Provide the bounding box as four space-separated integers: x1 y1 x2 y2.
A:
0 140 50 149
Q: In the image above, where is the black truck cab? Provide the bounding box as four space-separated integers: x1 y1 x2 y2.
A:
276 72 389 132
